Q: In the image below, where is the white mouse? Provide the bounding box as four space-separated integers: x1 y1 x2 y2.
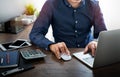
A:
61 53 72 61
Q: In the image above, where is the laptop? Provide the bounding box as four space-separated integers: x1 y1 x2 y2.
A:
73 29 120 68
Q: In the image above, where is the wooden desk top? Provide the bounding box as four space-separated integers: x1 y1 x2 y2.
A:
0 25 120 77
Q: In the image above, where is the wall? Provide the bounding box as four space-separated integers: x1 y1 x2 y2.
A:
99 0 120 30
0 0 26 23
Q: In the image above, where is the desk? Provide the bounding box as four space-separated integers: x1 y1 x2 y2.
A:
0 25 120 77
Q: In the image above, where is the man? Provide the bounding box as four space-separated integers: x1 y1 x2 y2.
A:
29 0 107 59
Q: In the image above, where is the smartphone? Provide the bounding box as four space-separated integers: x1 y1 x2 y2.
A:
0 42 14 51
21 41 32 48
9 39 31 48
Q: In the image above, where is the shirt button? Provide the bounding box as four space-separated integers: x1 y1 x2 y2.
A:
75 20 78 24
75 30 77 33
77 44 80 47
69 5 71 7
45 48 48 50
74 10 76 12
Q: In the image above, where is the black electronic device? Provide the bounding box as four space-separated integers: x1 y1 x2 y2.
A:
9 39 31 49
0 39 32 51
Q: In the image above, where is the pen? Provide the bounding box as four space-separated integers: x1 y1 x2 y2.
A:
6 53 10 64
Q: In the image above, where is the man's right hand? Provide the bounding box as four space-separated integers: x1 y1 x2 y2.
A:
49 42 70 59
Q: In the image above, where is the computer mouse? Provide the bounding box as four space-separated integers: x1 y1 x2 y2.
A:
61 53 72 61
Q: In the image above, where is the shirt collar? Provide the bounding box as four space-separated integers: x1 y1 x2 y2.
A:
64 0 85 8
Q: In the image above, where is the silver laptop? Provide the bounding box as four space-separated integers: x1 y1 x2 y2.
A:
73 29 120 68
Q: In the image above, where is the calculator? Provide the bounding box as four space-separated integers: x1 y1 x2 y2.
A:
20 49 46 60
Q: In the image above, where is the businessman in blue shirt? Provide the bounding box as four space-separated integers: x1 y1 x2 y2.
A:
30 0 107 59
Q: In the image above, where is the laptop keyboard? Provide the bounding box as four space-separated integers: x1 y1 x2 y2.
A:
82 56 94 66
73 51 95 67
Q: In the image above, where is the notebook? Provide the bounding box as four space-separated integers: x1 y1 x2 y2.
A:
0 50 19 68
73 29 120 68
0 51 34 77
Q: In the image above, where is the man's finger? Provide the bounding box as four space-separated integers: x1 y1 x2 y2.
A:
58 43 65 54
62 42 70 55
55 48 61 59
84 45 88 54
91 48 95 56
91 44 96 56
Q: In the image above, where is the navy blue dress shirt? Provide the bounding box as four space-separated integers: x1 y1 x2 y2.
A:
29 0 107 50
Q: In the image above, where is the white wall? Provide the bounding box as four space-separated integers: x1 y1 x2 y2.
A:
0 0 47 23
99 0 120 30
0 0 26 23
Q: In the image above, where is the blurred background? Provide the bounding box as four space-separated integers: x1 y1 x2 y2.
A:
99 0 120 30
